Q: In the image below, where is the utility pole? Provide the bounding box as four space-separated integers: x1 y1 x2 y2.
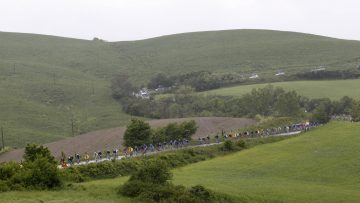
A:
1 127 4 151
71 119 74 137
53 73 56 85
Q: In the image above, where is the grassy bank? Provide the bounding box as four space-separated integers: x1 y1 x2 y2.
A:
173 121 360 202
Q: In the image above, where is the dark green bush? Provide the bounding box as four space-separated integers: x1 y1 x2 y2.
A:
221 140 234 151
189 185 211 202
137 183 184 202
23 144 56 164
119 180 153 197
60 167 85 183
118 156 238 203
235 140 246 148
129 159 171 185
0 162 21 181
0 180 10 192
0 144 62 191
18 156 62 189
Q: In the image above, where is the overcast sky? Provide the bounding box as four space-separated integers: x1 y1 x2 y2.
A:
1 0 360 41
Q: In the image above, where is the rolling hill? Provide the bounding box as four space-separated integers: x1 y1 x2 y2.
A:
1 121 359 202
1 29 360 147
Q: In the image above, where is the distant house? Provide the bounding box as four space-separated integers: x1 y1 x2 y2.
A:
133 88 150 99
133 85 173 100
249 74 259 79
155 85 166 92
311 66 326 72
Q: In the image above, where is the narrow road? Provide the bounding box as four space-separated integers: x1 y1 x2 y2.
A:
59 130 303 168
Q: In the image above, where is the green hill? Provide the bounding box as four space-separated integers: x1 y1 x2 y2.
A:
115 29 360 78
1 29 360 147
203 79 360 100
1 122 359 202
172 121 360 202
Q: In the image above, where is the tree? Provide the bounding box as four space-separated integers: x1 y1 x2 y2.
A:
23 144 56 164
151 128 166 144
350 100 360 121
11 144 62 189
20 156 61 189
129 159 172 185
111 74 136 100
124 119 151 147
148 73 173 89
312 102 333 123
333 96 354 115
243 85 285 116
179 120 197 140
276 91 302 116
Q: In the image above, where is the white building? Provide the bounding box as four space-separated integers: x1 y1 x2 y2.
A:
249 74 259 79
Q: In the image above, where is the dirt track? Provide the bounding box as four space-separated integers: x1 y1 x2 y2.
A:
0 117 255 163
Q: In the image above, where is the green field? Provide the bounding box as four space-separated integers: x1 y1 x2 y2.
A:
173 121 360 202
1 29 360 147
204 79 360 100
1 122 359 202
0 177 135 203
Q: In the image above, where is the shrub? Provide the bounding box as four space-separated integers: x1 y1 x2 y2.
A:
0 144 62 190
235 140 246 148
118 156 237 203
119 180 153 197
23 144 56 164
130 159 172 185
60 167 85 183
221 140 234 151
0 180 9 192
0 162 21 181
19 156 62 189
189 185 211 202
138 184 184 202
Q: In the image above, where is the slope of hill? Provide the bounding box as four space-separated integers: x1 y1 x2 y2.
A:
173 121 360 202
1 29 360 147
0 117 255 162
1 121 359 202
114 29 360 78
203 79 360 100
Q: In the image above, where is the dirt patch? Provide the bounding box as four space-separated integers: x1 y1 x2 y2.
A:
0 117 255 162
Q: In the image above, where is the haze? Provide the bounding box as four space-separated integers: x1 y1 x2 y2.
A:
1 0 359 41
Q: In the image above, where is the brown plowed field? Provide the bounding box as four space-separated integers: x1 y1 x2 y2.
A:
0 117 255 162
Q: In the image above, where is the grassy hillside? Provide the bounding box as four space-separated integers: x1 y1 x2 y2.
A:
0 32 132 147
203 79 360 100
172 121 360 202
0 177 135 203
1 29 360 147
115 29 360 78
2 121 359 202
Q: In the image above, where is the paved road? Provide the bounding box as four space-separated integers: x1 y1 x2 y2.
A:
59 130 302 168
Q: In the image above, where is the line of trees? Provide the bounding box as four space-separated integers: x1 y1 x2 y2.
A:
124 119 197 147
293 70 360 80
147 71 245 91
112 76 360 124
